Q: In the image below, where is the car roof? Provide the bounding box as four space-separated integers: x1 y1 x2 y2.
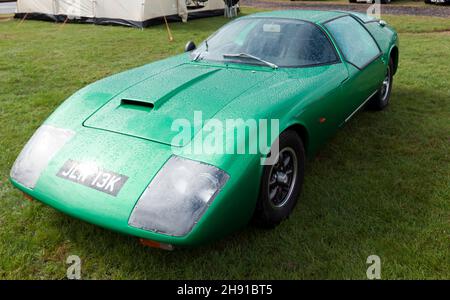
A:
243 9 376 24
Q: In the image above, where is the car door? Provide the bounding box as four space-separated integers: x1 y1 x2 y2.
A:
323 15 386 124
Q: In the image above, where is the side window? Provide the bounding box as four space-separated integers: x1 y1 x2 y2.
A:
325 16 380 69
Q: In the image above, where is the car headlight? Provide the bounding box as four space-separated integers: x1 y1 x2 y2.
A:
10 125 75 189
128 156 230 237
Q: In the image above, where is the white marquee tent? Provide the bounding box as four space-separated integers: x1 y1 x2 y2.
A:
15 0 227 28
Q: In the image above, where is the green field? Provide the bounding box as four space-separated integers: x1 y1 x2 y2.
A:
265 0 429 6
0 8 449 279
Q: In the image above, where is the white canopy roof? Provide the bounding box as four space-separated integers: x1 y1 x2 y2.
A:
16 0 226 27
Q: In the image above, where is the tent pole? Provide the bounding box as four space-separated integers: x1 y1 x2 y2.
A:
158 0 173 41
163 16 174 42
53 0 57 23
18 13 28 25
92 0 97 27
59 15 69 30
140 0 145 30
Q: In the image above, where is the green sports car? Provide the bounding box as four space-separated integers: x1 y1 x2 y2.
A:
10 10 399 249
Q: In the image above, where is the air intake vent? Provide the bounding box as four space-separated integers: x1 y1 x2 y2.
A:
121 99 154 109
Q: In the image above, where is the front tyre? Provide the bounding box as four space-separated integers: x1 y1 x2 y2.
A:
254 130 305 228
369 58 394 110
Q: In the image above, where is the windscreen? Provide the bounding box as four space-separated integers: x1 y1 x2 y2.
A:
191 18 339 68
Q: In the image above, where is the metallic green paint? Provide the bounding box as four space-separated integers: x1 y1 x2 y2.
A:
10 10 399 247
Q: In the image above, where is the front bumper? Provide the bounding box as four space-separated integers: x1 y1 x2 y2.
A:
10 127 261 247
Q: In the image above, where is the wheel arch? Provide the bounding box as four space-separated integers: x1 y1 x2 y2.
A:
284 123 309 155
389 46 399 75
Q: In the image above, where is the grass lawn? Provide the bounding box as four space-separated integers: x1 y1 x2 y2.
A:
264 0 430 6
0 7 449 279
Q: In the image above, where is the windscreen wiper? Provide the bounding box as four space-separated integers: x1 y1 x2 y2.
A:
192 39 209 62
193 52 202 62
223 53 278 69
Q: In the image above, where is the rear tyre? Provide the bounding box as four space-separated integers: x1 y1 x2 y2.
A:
254 130 305 228
369 58 394 110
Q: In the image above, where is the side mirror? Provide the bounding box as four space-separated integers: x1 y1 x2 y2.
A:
379 20 387 27
185 41 196 52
